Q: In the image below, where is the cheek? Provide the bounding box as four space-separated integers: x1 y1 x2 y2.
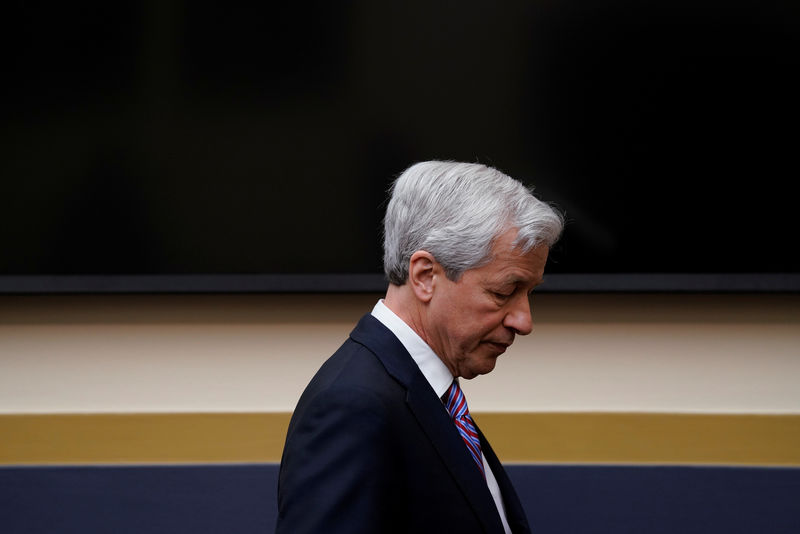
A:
455 318 496 351
439 295 502 350
473 311 505 335
442 318 480 352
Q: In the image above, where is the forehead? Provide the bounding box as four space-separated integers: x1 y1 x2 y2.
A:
490 243 548 279
470 230 550 285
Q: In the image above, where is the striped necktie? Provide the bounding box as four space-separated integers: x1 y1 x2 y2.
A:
444 380 485 477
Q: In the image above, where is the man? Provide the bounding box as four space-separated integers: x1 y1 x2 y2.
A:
276 161 563 533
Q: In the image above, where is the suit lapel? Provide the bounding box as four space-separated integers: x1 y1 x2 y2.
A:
479 428 532 534
351 314 506 534
405 373 507 534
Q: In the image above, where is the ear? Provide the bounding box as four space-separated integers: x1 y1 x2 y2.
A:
407 250 438 303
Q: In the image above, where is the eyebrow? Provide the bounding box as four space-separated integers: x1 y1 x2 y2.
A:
499 275 543 290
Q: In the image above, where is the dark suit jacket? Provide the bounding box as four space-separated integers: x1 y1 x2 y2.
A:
276 314 531 534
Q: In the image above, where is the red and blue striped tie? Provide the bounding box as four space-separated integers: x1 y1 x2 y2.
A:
445 380 485 478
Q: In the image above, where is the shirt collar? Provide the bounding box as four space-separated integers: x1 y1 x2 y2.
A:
371 299 454 399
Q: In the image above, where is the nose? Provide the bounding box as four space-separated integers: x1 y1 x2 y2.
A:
504 294 533 336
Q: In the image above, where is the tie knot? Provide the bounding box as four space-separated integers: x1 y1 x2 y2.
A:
445 380 470 419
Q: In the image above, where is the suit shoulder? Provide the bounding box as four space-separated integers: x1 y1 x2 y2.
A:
292 337 402 415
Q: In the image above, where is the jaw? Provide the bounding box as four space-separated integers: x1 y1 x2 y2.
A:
456 347 503 379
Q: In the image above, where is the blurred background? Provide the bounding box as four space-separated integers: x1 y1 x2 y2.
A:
2 0 798 286
1 2 799 533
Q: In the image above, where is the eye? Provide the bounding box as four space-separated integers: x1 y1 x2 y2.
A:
492 290 513 300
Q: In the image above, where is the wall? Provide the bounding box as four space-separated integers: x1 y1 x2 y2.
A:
3 293 799 415
2 293 799 533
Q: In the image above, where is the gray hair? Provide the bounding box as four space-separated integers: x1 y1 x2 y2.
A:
383 161 564 285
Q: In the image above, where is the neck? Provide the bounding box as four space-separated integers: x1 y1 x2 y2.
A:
383 283 428 346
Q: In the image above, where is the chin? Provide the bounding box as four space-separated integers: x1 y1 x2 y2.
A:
462 359 498 379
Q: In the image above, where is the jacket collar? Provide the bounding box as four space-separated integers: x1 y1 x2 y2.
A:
370 299 453 398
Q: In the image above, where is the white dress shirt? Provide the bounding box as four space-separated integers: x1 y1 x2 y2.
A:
371 300 512 534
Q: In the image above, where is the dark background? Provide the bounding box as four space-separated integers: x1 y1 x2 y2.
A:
2 1 798 290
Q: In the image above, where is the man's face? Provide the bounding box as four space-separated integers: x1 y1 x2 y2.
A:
425 228 549 379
